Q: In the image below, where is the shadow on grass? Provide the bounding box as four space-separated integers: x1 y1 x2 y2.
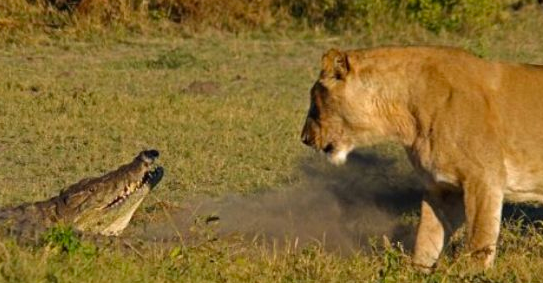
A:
135 150 543 254
136 150 423 253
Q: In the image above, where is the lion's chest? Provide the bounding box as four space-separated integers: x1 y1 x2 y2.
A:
504 159 543 203
408 145 543 203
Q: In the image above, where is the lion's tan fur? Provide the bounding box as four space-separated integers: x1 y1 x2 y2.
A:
301 46 543 270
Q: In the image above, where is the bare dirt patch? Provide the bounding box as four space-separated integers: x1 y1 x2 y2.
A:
182 80 221 95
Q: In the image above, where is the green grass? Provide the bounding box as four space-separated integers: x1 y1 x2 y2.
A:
3 10 543 281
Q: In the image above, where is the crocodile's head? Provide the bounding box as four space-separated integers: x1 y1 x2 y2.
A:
56 150 164 236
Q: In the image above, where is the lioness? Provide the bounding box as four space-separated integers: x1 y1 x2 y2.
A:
300 46 543 270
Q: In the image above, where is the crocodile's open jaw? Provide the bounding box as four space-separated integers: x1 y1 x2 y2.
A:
61 150 164 236
104 165 163 209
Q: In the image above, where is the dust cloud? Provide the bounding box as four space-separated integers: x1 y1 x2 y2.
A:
138 150 425 254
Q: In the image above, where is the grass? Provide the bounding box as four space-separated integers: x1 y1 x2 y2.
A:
2 8 543 281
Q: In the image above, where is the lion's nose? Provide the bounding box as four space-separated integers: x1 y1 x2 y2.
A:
301 134 309 145
301 119 315 146
301 130 312 146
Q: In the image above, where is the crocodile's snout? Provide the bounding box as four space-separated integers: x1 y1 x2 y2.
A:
149 166 164 188
140 149 159 163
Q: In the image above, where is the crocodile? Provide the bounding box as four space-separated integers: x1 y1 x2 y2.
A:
0 149 164 240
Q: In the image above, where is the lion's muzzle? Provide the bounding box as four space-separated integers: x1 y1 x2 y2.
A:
301 118 318 147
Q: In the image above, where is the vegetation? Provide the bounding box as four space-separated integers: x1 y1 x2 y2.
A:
2 0 543 282
0 0 538 39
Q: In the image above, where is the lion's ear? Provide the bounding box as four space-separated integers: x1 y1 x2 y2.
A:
321 48 350 80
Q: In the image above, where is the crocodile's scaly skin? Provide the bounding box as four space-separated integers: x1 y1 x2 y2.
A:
0 150 164 241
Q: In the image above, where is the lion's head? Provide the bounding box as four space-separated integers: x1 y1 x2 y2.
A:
300 48 413 165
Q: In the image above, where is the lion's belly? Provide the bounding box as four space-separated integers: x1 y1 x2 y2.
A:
504 159 543 203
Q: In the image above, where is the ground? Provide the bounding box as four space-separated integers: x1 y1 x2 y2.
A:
2 22 543 281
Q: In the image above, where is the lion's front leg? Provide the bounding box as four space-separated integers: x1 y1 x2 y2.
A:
413 190 463 271
463 178 504 269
